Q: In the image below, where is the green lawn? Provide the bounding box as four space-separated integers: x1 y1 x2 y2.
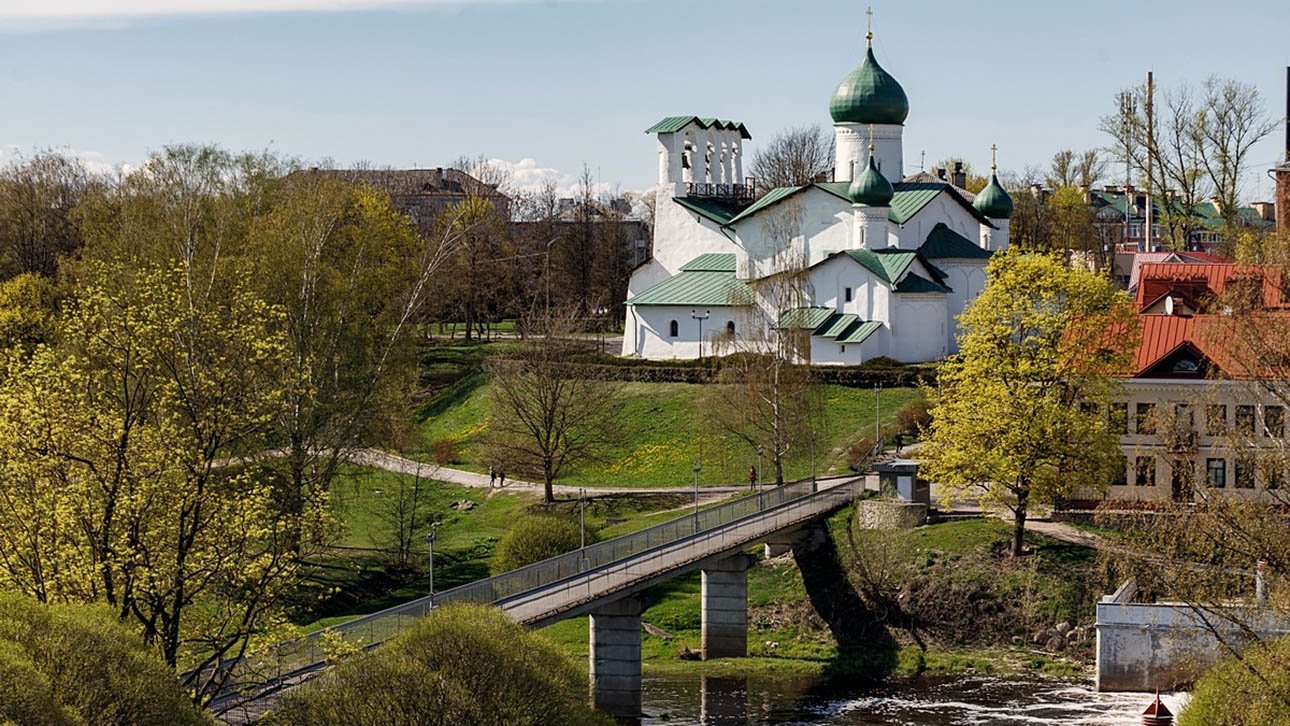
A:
414 379 921 488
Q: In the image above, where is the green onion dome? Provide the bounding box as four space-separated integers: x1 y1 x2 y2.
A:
849 156 894 206
973 173 1014 219
830 47 910 125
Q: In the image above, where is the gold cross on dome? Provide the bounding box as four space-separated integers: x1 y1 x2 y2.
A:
865 6 873 45
990 144 998 171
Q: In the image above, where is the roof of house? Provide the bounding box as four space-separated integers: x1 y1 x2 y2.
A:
844 248 917 283
918 222 992 259
626 254 751 306
1129 314 1235 377
777 307 881 345
716 180 997 229
644 116 752 139
672 196 742 225
894 272 952 294
1134 262 1287 310
1125 251 1231 291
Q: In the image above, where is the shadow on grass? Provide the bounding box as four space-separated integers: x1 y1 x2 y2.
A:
416 371 487 424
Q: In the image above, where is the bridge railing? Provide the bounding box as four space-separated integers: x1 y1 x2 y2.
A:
206 476 858 708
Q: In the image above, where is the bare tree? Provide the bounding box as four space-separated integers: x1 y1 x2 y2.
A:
374 467 438 569
485 310 622 502
0 150 98 278
1047 149 1077 189
1196 77 1280 229
749 125 834 192
1047 149 1108 190
1075 149 1109 189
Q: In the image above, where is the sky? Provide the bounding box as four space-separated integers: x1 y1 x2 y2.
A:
1 0 1288 200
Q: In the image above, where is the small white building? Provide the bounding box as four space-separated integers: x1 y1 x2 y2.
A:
623 28 1013 365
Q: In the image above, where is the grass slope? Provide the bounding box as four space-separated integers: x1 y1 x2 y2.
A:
415 379 920 488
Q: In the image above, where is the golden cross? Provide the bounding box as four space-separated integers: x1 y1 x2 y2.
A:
990 143 998 171
868 124 876 153
865 6 873 45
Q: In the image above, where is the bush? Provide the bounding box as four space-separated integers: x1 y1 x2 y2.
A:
894 397 932 437
492 514 594 574
1180 635 1290 726
0 592 213 726
429 437 462 465
265 604 610 726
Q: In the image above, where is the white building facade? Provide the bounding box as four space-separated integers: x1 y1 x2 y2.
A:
623 32 1013 364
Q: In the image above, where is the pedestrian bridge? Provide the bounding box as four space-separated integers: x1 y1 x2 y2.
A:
208 476 866 721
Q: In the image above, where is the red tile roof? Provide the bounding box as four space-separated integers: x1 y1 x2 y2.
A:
1134 262 1285 311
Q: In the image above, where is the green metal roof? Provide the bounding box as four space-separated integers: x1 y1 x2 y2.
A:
644 116 752 139
829 47 909 125
848 156 895 206
680 253 737 272
724 185 803 225
836 320 882 344
626 269 752 307
816 312 859 338
919 222 992 259
672 196 741 225
777 307 834 330
845 248 917 283
973 173 1014 219
893 272 951 294
815 181 995 228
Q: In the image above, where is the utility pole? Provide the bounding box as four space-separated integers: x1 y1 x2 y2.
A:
579 488 587 550
1145 71 1154 251
425 521 439 605
874 383 882 454
692 458 702 533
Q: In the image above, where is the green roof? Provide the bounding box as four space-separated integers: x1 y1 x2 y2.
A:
816 181 995 228
777 307 834 330
829 47 909 125
672 196 741 225
724 186 802 225
625 260 752 306
836 320 882 344
644 116 752 139
849 156 895 206
893 272 951 294
973 173 1013 219
919 222 992 259
816 312 859 338
844 248 917 283
680 253 737 272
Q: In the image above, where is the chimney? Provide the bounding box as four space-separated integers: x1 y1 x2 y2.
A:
1276 66 1290 235
951 161 967 189
935 167 947 181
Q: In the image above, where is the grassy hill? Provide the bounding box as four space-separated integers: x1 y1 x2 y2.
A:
412 378 922 488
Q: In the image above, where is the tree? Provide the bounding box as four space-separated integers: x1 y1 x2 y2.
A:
1195 77 1280 230
1047 149 1107 190
930 157 987 193
919 252 1137 556
0 272 57 356
264 604 611 726
0 593 214 725
0 150 98 278
485 310 622 502
492 514 593 573
374 468 437 570
749 125 834 191
1181 636 1290 726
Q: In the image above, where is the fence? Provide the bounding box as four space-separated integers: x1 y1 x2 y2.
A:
203 476 862 711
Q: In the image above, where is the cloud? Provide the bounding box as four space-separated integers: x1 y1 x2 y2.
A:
483 157 619 200
0 0 588 30
0 144 131 175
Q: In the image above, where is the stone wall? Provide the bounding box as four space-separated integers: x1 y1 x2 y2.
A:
855 499 927 530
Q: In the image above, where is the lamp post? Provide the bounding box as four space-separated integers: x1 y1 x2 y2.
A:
425 521 439 604
692 458 702 533
690 309 710 359
874 383 882 454
579 488 587 550
756 445 764 491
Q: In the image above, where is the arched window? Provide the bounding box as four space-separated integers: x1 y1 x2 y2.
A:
726 320 735 336
669 320 679 337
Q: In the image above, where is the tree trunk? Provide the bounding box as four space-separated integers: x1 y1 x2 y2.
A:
774 455 785 486
543 458 555 503
1011 489 1029 557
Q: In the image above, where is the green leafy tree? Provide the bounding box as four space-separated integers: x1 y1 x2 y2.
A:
1181 635 1290 725
0 272 57 356
920 252 1137 556
0 592 213 725
493 514 593 573
264 604 610 726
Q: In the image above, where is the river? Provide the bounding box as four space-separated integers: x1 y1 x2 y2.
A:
640 673 1190 725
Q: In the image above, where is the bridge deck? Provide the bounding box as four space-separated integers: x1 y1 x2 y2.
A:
205 476 865 716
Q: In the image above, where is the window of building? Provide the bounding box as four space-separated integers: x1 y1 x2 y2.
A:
1135 403 1155 434
1112 456 1128 486
1135 456 1155 487
1265 406 1284 437
840 344 846 353
1235 458 1256 489
1266 463 1282 490
1236 405 1256 435
1206 404 1227 436
1175 403 1194 428
669 320 679 338
725 320 735 336
1080 401 1098 416
844 287 853 303
1206 458 1226 488
1109 403 1128 434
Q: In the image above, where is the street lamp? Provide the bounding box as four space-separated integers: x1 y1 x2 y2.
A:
691 309 711 359
756 445 764 491
874 383 882 455
425 521 440 604
692 458 702 532
579 488 587 551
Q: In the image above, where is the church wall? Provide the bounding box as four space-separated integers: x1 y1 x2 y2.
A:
649 187 741 275
626 258 670 297
937 261 988 354
807 255 883 318
733 188 852 277
834 123 903 184
809 334 882 366
894 194 983 250
626 304 747 360
890 295 948 362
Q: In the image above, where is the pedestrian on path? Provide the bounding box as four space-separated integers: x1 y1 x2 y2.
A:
498 471 506 487
748 465 757 491
488 465 496 488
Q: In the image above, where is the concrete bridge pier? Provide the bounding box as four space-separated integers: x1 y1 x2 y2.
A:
701 553 755 659
589 596 643 721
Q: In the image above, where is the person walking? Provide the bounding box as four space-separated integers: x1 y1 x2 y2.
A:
488 465 496 488
748 465 758 491
498 471 506 488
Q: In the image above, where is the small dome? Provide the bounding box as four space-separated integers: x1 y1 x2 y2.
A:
849 156 894 206
830 47 910 125
973 173 1013 219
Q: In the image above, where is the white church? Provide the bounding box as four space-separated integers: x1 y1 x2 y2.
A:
622 27 1014 365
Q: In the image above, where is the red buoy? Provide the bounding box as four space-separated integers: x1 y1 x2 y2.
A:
1142 690 1174 726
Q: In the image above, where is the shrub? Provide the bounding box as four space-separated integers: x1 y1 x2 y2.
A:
264 604 611 726
429 437 461 465
894 397 932 437
492 514 594 574
1180 635 1290 726
0 592 213 726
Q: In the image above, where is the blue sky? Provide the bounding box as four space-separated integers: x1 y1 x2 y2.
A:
2 0 1287 199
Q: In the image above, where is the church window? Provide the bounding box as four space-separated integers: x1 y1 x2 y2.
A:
844 287 853 303
840 344 846 353
726 320 735 336
669 320 679 338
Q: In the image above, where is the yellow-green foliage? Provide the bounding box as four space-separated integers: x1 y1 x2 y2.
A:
1181 635 1290 726
493 514 593 574
0 272 56 355
265 604 611 726
919 251 1137 554
0 593 213 726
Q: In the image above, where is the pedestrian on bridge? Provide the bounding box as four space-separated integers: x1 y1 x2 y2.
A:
748 465 757 491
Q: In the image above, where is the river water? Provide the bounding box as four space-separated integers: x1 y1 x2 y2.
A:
641 673 1190 725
